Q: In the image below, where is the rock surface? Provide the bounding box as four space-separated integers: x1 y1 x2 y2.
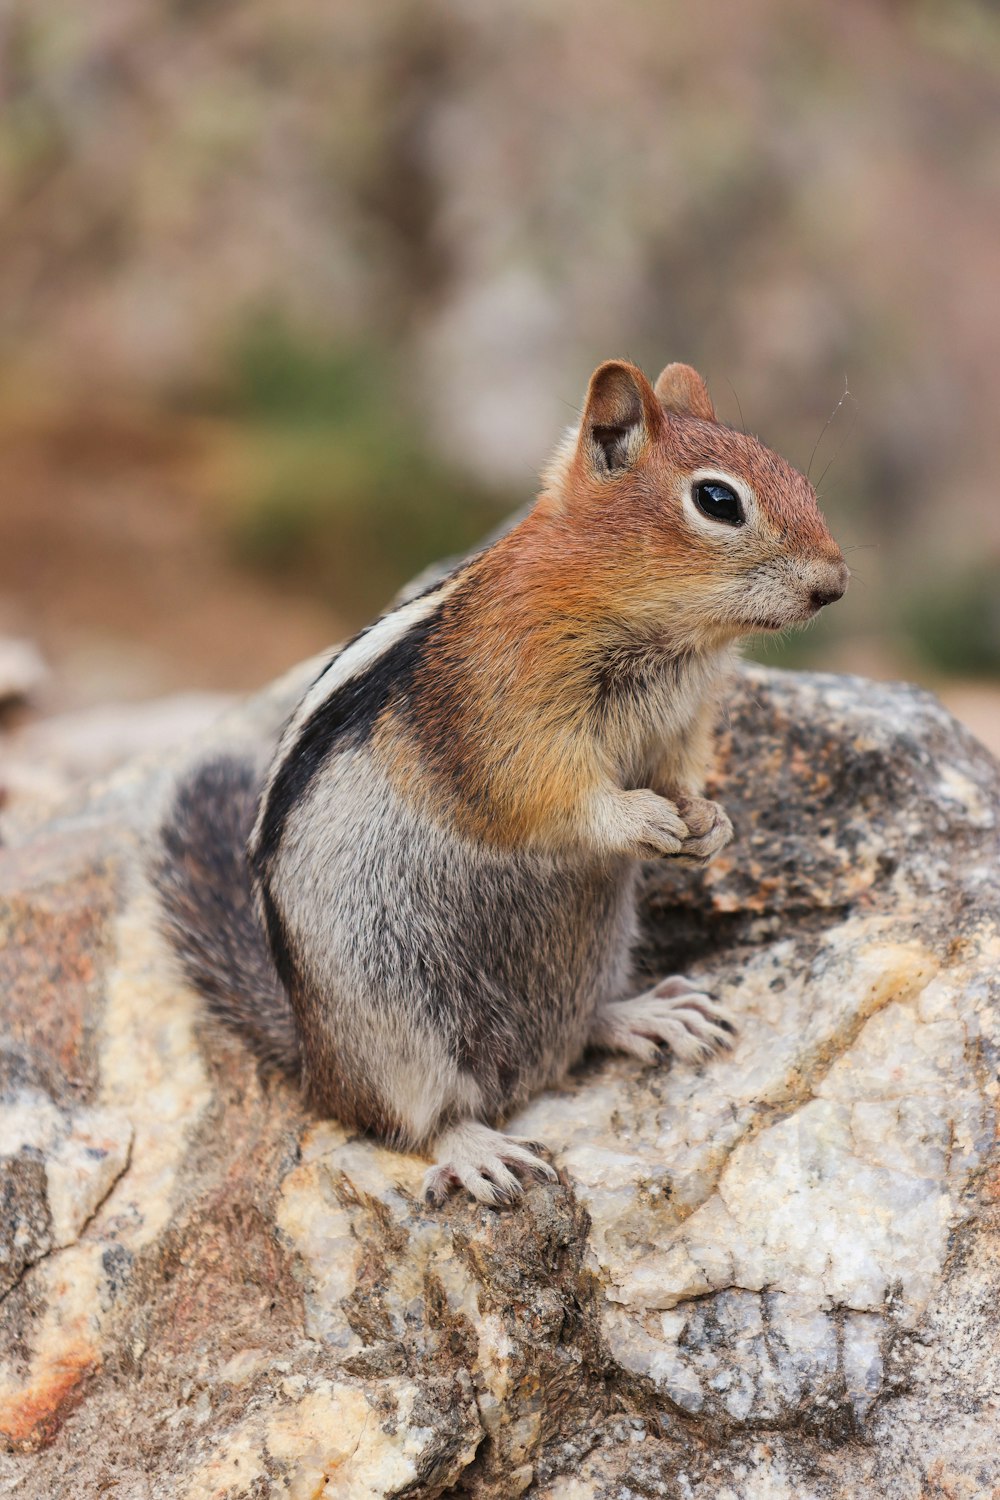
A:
0 658 998 1498
0 691 235 843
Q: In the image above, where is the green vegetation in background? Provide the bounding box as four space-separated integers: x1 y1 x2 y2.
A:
215 313 512 622
903 564 1000 678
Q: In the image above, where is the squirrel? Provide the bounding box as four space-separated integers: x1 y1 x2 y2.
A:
153 359 847 1206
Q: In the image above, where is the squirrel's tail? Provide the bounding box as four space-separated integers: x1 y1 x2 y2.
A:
151 755 301 1075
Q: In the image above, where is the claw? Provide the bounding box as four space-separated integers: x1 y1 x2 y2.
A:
591 981 738 1068
424 1122 557 1207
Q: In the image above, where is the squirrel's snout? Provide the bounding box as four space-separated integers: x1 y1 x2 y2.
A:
809 560 849 613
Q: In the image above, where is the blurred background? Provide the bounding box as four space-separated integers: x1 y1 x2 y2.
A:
1 0 999 821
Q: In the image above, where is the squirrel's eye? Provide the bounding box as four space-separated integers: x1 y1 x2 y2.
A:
693 479 744 527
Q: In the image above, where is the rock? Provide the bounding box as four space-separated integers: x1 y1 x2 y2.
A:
0 659 998 1497
0 1092 132 1295
0 692 235 843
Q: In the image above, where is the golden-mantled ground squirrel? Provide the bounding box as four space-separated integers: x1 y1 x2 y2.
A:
154 359 847 1205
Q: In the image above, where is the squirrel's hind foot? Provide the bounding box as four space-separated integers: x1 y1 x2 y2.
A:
591 979 737 1066
423 1121 558 1208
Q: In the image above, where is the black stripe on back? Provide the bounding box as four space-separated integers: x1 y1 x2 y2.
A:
258 881 299 994
252 603 442 875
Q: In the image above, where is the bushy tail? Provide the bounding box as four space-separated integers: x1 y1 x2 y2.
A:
152 755 301 1075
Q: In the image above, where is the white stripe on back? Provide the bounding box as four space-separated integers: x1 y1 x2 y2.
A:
283 579 455 741
249 579 457 863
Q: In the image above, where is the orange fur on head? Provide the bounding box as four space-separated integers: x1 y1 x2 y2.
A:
550 358 846 633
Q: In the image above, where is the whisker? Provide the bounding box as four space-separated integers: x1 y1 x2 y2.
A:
726 379 748 437
725 379 753 467
807 376 855 483
815 453 836 492
815 399 859 493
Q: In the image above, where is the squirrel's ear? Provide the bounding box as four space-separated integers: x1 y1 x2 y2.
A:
654 363 716 422
579 360 662 476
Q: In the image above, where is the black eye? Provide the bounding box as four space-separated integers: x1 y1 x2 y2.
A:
693 479 744 527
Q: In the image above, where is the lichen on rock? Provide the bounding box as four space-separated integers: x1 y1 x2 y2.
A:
0 659 998 1497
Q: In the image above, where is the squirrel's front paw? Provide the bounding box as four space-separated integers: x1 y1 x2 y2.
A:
611 789 690 858
671 796 733 863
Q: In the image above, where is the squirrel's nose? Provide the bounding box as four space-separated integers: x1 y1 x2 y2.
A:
810 584 844 610
809 561 851 612
809 561 849 612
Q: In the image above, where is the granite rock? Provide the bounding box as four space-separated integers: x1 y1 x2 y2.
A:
0 659 998 1498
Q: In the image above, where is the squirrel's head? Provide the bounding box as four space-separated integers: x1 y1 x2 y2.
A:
540 359 848 647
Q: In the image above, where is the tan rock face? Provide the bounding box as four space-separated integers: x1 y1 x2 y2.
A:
0 662 998 1497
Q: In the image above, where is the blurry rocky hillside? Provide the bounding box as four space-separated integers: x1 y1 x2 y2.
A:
0 0 999 740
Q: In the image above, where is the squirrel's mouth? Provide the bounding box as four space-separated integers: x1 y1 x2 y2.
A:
745 617 789 634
